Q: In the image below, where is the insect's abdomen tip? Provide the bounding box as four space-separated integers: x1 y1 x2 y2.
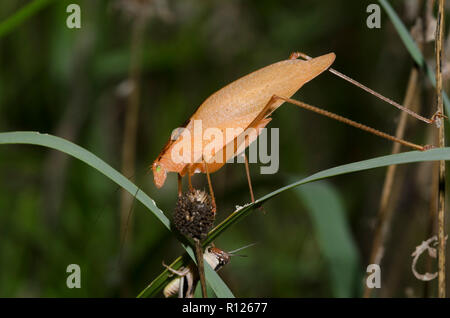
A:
323 52 336 64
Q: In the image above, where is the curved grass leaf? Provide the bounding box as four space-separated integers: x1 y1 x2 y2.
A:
142 146 450 296
378 0 450 116
0 0 55 38
0 131 233 298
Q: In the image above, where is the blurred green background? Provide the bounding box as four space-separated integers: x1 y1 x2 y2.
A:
0 0 447 297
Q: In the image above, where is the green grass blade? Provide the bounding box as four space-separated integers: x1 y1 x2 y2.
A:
0 131 170 228
0 131 233 298
0 0 54 38
207 147 450 245
294 181 361 297
378 0 450 116
259 148 450 204
143 147 450 295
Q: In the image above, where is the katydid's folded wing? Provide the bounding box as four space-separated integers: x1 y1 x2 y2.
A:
152 53 335 188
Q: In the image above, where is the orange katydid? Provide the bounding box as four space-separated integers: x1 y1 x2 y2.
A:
151 52 436 202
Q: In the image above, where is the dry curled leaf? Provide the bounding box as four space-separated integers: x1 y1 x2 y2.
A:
411 235 447 281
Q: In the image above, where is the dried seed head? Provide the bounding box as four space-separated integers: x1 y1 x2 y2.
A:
173 190 215 240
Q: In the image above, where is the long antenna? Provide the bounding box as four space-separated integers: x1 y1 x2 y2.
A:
228 242 259 255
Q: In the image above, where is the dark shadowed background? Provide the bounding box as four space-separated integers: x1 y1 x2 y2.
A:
0 0 448 297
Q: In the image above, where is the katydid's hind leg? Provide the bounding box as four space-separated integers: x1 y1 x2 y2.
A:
245 94 283 129
273 95 429 151
221 94 281 161
240 93 426 179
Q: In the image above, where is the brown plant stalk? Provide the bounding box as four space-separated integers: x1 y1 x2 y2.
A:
435 0 446 298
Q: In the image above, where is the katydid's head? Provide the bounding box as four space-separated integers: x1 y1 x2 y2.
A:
152 161 167 188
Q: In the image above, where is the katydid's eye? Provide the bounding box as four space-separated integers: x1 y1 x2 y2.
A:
156 165 161 173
